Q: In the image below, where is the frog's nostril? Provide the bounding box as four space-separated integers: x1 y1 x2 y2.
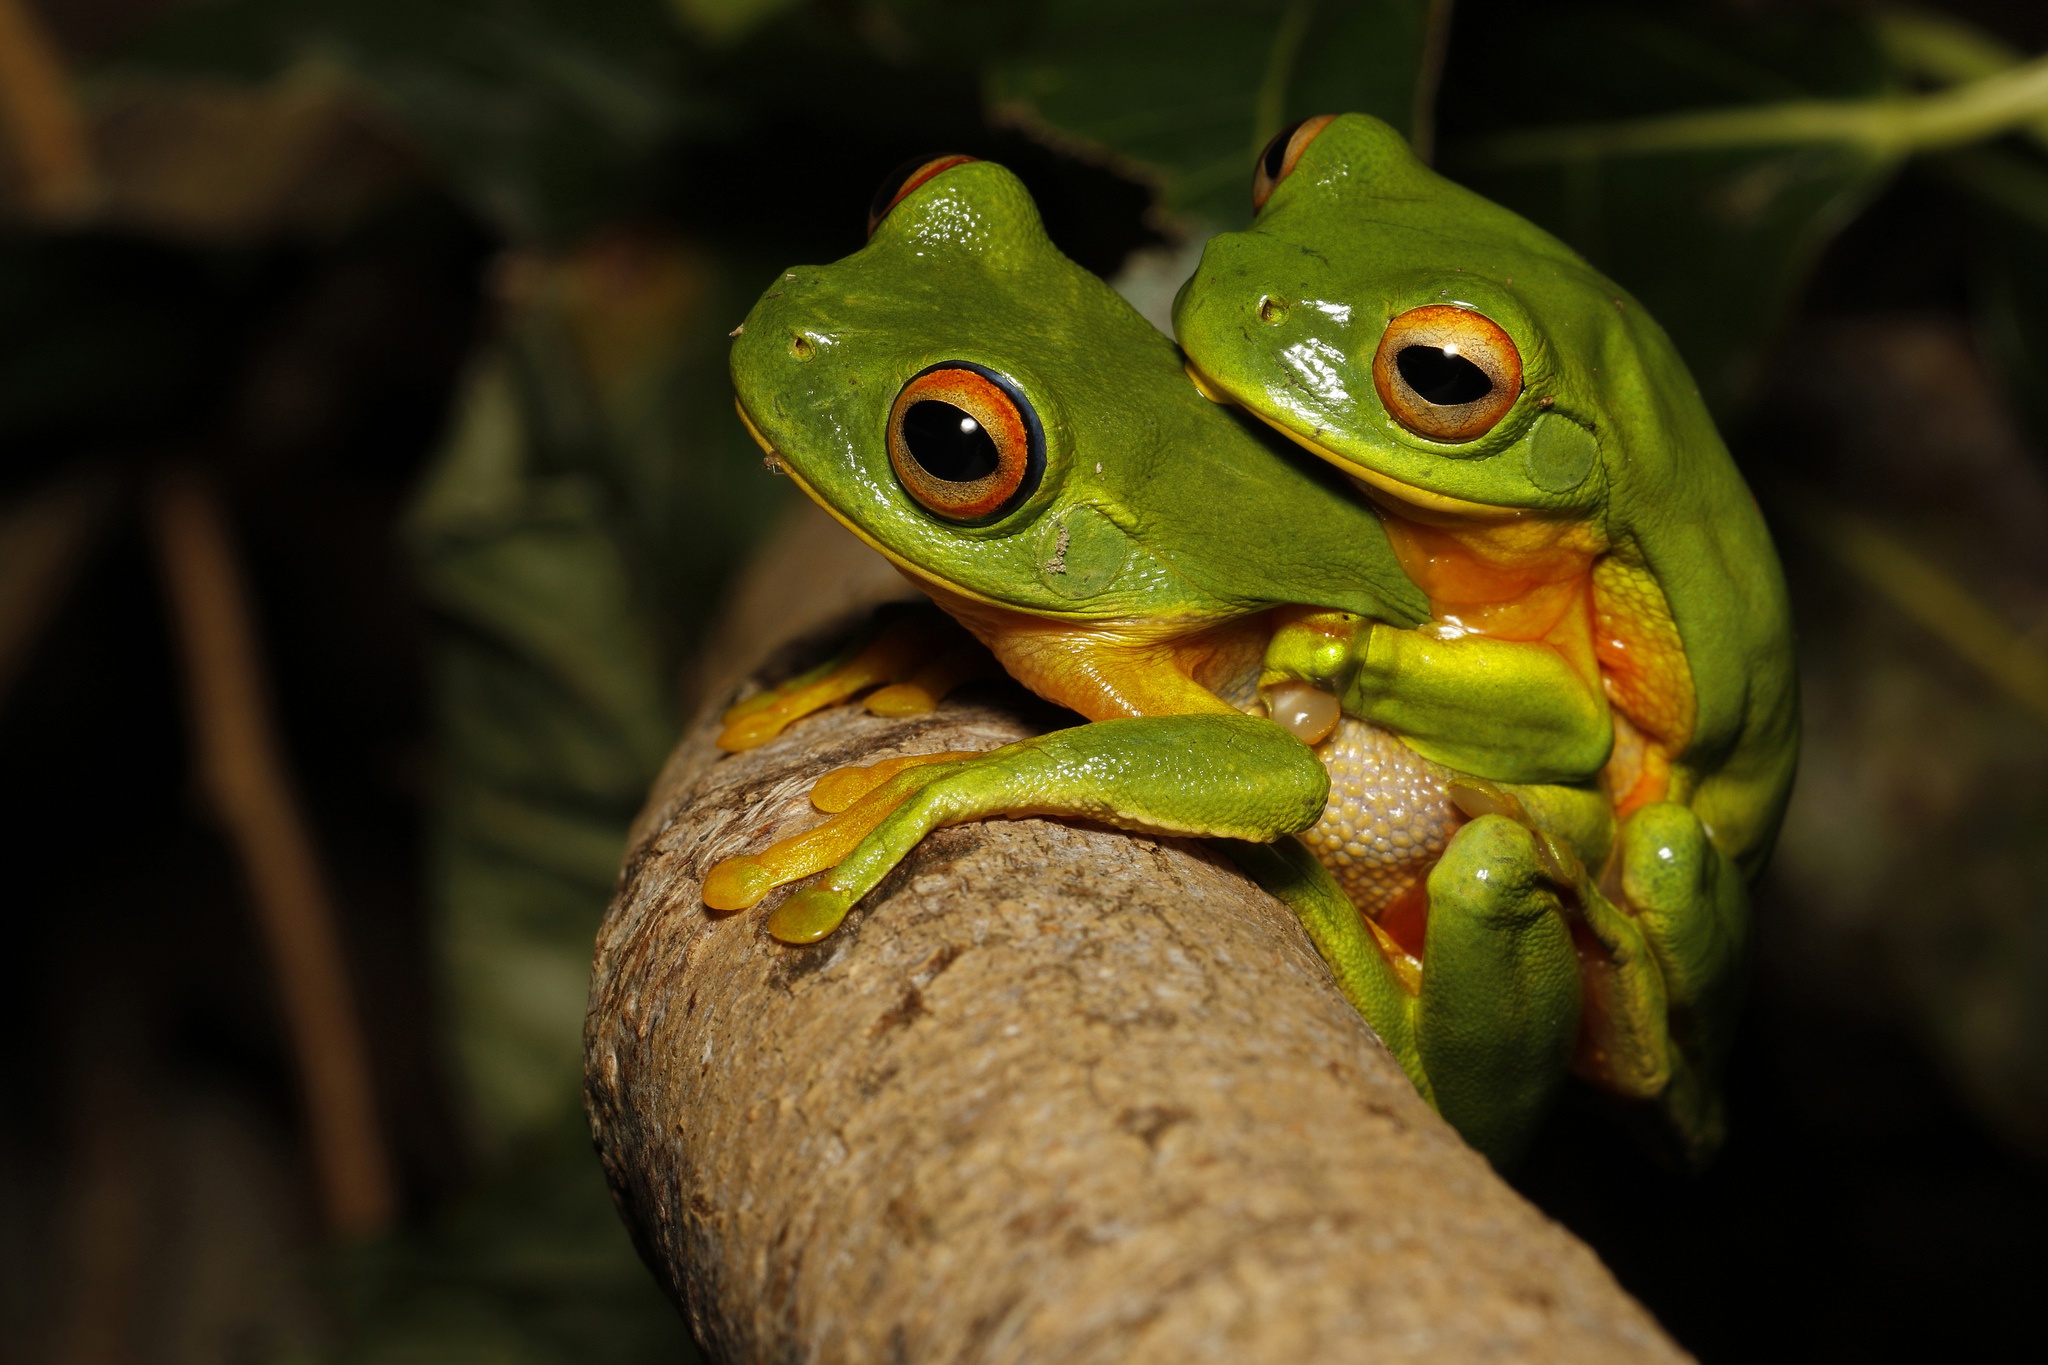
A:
1257 296 1287 325
789 333 816 361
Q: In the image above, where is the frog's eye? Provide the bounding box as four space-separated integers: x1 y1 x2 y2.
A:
1251 115 1336 212
867 154 977 236
888 363 1044 522
1372 305 1523 442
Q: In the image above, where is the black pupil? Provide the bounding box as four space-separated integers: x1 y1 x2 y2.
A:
1261 119 1308 180
903 400 1000 483
1396 345 1493 406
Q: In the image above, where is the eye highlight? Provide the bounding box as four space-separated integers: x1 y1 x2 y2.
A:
867 154 977 236
1252 114 1335 212
1371 305 1523 442
887 363 1043 522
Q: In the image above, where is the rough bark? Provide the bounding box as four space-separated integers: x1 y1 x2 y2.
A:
585 504 1689 1364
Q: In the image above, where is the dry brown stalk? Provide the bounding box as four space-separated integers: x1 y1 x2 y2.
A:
0 0 96 217
148 468 395 1238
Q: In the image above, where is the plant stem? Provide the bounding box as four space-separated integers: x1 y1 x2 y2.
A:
149 468 396 1239
1479 49 2048 166
0 0 95 217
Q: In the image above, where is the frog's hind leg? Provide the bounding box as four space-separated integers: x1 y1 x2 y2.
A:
716 606 992 751
1416 814 1584 1167
1227 836 1430 1098
1617 801 1748 1166
763 714 1332 946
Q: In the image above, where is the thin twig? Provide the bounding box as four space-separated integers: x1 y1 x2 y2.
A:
1409 0 1456 164
1249 0 1316 159
148 468 395 1238
1476 48 2048 166
0 471 114 711
1808 505 2048 725
0 0 96 218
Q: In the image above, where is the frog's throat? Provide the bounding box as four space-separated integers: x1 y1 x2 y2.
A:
733 398 1007 611
1181 360 1524 527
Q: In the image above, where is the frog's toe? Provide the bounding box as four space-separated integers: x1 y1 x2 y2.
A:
768 888 855 944
862 683 941 717
864 644 996 718
702 855 778 911
811 749 987 813
702 764 956 913
716 609 986 751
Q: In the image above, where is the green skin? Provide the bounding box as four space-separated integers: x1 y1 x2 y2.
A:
1175 113 1800 1158
731 157 1613 1164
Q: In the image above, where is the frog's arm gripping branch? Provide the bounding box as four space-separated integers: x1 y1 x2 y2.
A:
1264 615 1614 785
712 714 1337 943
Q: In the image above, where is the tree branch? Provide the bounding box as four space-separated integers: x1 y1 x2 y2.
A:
586 505 1687 1362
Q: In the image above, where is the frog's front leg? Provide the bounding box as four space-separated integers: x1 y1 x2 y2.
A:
1262 612 1612 785
707 714 1334 943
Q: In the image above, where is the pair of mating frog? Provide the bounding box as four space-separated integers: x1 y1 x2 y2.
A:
706 114 1796 1167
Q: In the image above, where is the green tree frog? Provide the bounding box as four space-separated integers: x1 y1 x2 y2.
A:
714 154 1624 1162
1174 113 1799 1156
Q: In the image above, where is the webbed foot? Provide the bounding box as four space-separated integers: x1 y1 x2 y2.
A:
1618 801 1747 1166
1417 814 1584 1165
702 749 980 917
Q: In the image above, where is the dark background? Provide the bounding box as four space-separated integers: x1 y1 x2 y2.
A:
4 0 2048 1359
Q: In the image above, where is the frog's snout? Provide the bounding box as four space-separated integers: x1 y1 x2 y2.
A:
733 268 835 367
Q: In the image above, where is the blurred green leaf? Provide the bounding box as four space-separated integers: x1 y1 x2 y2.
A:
385 232 781 1356
1442 5 1897 414
1873 12 2048 455
665 0 807 44
339 1113 698 1364
1875 6 2048 150
410 349 671 1149
1938 146 2048 451
406 237 784 1151
114 0 704 243
988 0 1441 230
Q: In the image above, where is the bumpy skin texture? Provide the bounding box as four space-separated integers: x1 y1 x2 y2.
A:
1175 114 1799 1159
729 159 1602 1162
1305 717 1459 911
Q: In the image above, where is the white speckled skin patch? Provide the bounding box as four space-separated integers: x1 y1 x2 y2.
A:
1301 719 1463 914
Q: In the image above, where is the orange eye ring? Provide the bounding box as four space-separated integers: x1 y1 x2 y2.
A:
886 363 1043 523
1252 114 1336 212
1371 305 1523 443
867 154 977 236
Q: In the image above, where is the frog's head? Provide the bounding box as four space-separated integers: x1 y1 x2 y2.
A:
1175 113 1691 528
731 155 1429 628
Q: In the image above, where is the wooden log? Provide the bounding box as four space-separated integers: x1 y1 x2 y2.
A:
585 505 1688 1364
